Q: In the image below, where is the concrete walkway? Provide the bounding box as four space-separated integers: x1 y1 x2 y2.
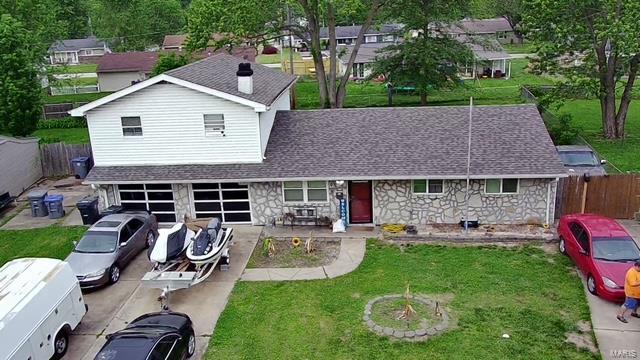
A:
584 219 640 360
65 225 261 360
241 238 366 281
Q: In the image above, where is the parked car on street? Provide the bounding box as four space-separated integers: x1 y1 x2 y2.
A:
557 214 640 302
1 258 87 360
65 212 157 289
556 145 607 175
95 311 196 360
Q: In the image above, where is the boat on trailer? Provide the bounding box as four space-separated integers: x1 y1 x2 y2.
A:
142 219 232 309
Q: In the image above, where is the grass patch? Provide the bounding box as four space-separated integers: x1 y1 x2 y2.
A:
503 43 537 54
0 226 87 266
48 64 97 74
33 127 90 144
206 241 595 360
295 59 553 109
558 100 640 172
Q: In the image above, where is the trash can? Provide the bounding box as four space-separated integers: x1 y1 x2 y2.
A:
44 194 65 219
76 196 100 225
101 205 124 216
27 190 49 217
71 156 92 179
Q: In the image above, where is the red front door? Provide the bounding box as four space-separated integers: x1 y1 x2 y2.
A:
349 181 372 223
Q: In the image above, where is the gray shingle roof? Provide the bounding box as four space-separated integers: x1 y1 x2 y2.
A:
49 36 105 52
442 18 513 35
339 43 394 64
165 53 297 106
85 105 566 183
318 24 404 39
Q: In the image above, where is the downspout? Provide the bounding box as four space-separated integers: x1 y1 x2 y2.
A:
544 178 556 226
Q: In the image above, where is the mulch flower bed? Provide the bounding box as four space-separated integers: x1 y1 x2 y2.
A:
247 237 340 268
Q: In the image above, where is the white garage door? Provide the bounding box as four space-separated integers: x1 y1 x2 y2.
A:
117 184 176 223
192 183 251 223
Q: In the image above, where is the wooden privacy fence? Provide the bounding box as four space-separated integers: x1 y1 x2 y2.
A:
40 142 92 177
42 102 88 120
556 175 640 219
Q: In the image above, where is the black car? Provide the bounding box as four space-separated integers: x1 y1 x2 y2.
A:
95 312 196 360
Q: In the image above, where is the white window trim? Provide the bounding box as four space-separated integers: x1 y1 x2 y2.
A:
282 181 329 203
203 114 225 136
121 116 143 137
412 179 445 195
484 178 520 195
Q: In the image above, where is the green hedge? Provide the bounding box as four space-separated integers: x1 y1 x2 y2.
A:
37 117 87 129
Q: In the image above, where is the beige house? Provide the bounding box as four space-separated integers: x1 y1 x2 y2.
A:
97 52 159 92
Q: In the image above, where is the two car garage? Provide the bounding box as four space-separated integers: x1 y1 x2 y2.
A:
117 183 252 224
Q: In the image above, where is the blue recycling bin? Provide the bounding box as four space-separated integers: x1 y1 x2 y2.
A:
44 194 65 219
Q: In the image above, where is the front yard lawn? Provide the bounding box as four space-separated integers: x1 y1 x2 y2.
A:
207 241 596 360
559 100 640 172
33 127 90 144
0 226 87 266
48 63 98 74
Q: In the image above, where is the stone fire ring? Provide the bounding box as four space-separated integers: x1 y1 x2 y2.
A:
363 294 450 341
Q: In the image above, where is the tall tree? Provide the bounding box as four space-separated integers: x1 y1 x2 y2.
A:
0 15 41 137
187 0 388 108
372 0 472 105
0 0 67 52
522 0 640 139
90 0 185 51
57 0 91 38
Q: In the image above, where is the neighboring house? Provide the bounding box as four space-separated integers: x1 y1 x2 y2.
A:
161 34 256 62
0 136 42 197
292 24 404 49
438 17 518 45
338 43 391 79
457 36 512 79
162 35 189 51
70 54 566 226
49 36 110 65
97 52 159 92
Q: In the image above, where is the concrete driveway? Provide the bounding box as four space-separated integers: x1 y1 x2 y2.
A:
585 220 640 360
65 225 261 360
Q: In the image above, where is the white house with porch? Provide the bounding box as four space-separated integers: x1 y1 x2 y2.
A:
458 37 511 79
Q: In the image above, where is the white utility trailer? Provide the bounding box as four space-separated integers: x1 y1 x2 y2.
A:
0 258 87 360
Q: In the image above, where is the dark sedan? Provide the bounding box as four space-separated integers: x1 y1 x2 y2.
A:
66 213 157 289
95 312 196 360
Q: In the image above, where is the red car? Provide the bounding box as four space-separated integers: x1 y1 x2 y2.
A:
557 214 640 302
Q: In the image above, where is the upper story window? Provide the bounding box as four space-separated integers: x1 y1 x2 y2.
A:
283 181 328 202
204 114 225 135
485 179 519 194
121 116 142 136
383 35 395 42
412 179 444 195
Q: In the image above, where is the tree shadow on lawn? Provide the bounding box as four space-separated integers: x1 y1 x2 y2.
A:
207 241 598 360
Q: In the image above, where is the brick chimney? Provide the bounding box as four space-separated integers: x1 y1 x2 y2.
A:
236 62 253 94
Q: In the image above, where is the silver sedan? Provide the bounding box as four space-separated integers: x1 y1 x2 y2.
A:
66 213 158 289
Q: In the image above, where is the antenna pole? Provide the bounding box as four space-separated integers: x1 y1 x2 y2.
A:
464 97 473 233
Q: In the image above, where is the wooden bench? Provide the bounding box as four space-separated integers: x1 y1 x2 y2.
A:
282 206 319 227
0 192 15 212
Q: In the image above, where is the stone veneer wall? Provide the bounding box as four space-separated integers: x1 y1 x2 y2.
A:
249 181 343 225
172 183 191 222
96 184 117 211
374 179 557 225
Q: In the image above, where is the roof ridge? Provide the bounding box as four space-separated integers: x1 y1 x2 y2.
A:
277 103 536 113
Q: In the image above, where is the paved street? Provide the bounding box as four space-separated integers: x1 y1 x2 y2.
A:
65 225 261 360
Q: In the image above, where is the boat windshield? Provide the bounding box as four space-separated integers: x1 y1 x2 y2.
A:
558 151 599 167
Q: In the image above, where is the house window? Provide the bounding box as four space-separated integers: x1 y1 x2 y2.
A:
283 181 328 202
121 117 142 136
485 179 519 194
352 63 365 78
383 35 395 42
204 114 225 135
496 31 507 39
413 179 445 195
365 35 377 43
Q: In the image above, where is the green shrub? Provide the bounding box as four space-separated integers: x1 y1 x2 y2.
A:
37 117 86 129
547 113 581 145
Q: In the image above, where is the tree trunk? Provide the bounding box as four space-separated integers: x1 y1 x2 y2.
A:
420 92 427 106
595 41 620 139
335 0 384 107
614 54 640 138
301 1 329 108
327 1 337 108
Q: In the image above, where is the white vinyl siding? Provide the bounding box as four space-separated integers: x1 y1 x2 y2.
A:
191 183 251 223
258 90 290 156
87 83 262 166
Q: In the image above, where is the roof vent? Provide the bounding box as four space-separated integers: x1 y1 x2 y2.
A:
237 63 254 94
